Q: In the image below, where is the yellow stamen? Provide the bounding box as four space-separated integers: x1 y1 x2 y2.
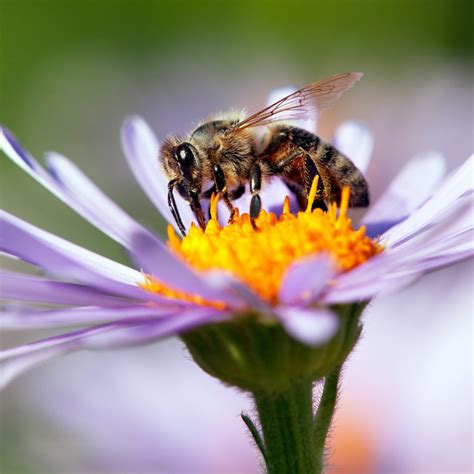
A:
282 196 291 214
306 175 319 212
339 186 350 220
167 223 181 250
142 184 383 306
210 192 219 222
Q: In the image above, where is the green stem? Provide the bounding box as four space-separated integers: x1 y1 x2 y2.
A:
251 368 342 474
252 379 316 474
313 365 342 472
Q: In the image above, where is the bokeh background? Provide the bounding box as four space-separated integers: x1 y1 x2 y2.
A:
1 0 473 472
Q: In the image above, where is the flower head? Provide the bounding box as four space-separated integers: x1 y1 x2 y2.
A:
0 110 472 389
149 186 382 306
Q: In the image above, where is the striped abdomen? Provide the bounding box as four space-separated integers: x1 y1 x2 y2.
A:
264 125 369 207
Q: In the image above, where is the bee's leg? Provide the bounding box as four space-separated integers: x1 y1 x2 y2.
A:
272 150 304 172
201 184 216 199
249 163 262 230
229 185 246 200
167 180 187 237
189 191 206 230
225 186 246 221
202 184 245 220
201 185 217 220
213 164 237 223
202 184 245 201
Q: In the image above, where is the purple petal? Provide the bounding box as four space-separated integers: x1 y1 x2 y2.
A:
324 272 420 304
363 151 446 236
0 127 59 190
333 121 373 174
202 270 268 312
327 228 473 304
326 236 470 305
0 127 160 252
0 210 149 299
120 116 195 231
0 271 143 307
279 254 336 305
0 307 227 388
46 151 162 251
1 210 239 307
129 233 249 308
383 155 473 245
276 306 339 346
1 304 179 330
387 194 473 258
401 249 473 274
321 248 416 303
325 195 473 304
82 308 227 349
394 228 474 272
266 86 317 133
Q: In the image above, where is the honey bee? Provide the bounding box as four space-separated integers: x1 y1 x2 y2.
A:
160 72 369 236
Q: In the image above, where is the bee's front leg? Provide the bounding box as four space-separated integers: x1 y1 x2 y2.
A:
189 190 206 230
212 164 237 223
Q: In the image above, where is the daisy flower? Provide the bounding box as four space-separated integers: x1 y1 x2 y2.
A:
1 105 472 472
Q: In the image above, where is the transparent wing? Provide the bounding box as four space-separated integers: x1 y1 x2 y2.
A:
234 72 363 130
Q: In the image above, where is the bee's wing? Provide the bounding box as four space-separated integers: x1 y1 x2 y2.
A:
234 72 363 130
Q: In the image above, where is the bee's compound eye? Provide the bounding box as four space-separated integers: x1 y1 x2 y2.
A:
176 143 195 167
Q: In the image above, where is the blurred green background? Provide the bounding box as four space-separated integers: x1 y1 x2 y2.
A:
1 0 472 263
1 1 473 473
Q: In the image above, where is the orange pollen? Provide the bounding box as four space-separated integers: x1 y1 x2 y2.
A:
142 179 383 306
139 273 228 311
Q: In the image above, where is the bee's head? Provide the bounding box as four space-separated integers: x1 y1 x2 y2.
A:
160 137 205 236
160 137 203 199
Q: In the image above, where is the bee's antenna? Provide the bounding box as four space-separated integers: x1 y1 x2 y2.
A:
167 180 187 237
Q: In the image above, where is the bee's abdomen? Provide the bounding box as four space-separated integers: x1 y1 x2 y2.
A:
286 126 321 151
289 126 370 207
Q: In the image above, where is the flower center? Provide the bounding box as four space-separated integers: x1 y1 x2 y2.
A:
142 178 382 306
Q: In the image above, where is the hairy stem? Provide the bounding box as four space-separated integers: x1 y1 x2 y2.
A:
252 379 316 474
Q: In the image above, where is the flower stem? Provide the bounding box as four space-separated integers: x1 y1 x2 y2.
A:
252 379 316 474
251 367 342 474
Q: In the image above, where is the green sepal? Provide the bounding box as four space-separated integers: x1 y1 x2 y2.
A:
181 302 365 393
241 413 268 463
313 365 342 472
